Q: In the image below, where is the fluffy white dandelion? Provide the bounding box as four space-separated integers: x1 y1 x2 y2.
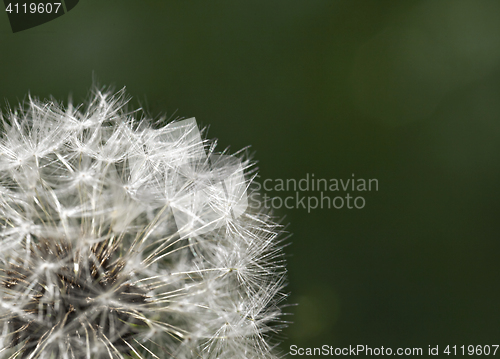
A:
0 89 288 358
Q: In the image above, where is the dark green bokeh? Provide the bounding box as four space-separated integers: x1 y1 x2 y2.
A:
1 1 500 356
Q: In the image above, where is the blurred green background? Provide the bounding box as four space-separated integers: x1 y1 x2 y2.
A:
2 1 500 356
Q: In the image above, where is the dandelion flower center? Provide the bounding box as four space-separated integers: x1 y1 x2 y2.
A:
0 88 288 359
4 239 148 358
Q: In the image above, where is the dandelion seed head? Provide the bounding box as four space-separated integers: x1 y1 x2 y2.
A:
0 88 288 358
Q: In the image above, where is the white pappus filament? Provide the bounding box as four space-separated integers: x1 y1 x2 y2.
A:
0 88 289 359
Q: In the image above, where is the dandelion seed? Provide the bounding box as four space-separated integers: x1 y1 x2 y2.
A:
0 88 289 358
